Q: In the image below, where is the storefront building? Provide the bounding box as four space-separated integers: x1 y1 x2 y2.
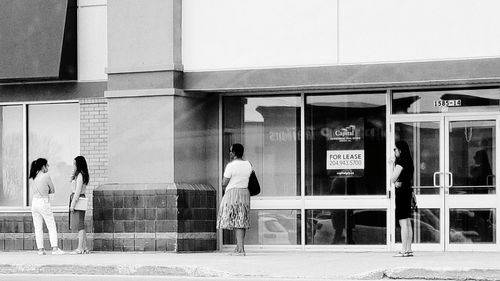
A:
1 0 499 252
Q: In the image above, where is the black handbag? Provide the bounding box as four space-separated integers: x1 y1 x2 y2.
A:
411 192 418 212
248 171 261 196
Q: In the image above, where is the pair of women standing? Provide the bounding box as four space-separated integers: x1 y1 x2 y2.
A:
29 156 90 255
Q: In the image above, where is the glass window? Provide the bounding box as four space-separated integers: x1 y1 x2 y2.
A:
449 209 496 244
223 209 301 245
392 88 500 114
395 122 440 195
449 120 496 194
28 103 79 206
223 96 301 196
305 93 386 195
0 106 24 206
396 209 440 244
306 209 386 245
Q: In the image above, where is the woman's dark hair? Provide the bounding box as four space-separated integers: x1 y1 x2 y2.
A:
395 140 414 173
29 158 48 179
231 143 244 158
73 156 90 185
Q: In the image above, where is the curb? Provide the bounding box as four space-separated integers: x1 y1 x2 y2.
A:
0 264 232 277
1 264 500 280
355 268 500 281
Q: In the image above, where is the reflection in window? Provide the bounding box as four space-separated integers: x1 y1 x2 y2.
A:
396 209 440 244
0 106 23 206
28 103 79 206
223 209 300 245
395 122 440 195
223 96 301 196
393 88 500 114
306 209 386 245
449 120 496 194
449 209 495 243
305 93 386 195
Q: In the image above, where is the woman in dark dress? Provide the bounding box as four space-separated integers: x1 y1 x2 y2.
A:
390 140 414 257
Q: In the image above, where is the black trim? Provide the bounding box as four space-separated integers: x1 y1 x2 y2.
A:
0 81 106 103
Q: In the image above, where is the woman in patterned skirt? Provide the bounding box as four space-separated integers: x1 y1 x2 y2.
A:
216 143 252 256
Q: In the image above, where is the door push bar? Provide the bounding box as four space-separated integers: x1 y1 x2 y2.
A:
433 172 443 187
433 171 453 188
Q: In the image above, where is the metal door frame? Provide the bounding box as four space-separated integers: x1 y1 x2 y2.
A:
389 112 499 251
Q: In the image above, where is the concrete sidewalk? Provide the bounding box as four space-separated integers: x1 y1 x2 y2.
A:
0 251 499 280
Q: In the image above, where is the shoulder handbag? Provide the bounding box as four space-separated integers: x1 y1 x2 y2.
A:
411 191 418 212
248 171 261 196
74 197 88 211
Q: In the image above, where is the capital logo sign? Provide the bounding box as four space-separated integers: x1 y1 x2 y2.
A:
326 119 365 177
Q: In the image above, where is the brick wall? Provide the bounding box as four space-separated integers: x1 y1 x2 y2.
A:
0 213 92 251
92 183 217 252
80 98 108 213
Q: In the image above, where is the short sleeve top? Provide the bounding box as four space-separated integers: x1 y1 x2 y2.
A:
223 160 252 191
32 173 53 198
395 158 414 189
71 173 87 195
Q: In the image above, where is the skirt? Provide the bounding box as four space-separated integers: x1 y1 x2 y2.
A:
69 193 86 231
216 188 250 230
395 187 413 221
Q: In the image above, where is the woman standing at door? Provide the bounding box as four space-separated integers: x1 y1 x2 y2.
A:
391 140 415 257
216 143 252 256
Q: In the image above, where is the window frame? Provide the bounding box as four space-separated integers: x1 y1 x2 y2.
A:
0 100 79 212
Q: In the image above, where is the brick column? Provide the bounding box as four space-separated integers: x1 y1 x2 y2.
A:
79 98 109 250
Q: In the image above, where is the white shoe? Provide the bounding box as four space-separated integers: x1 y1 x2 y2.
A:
52 248 65 255
37 249 46 255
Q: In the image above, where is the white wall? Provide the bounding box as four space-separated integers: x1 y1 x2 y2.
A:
182 0 500 71
182 0 338 71
78 0 107 81
339 0 500 64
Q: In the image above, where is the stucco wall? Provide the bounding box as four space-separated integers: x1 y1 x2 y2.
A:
182 0 500 71
78 0 108 81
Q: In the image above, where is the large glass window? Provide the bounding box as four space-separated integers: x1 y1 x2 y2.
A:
223 96 301 196
0 103 79 208
305 93 386 195
223 209 301 245
306 209 386 245
28 103 79 206
0 106 23 206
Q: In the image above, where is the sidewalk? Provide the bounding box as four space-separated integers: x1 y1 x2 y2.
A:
0 250 499 280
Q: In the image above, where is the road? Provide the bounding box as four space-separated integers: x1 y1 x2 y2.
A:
0 274 447 281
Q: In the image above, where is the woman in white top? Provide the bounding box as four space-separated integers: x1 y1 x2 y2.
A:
29 158 64 255
216 143 252 256
69 156 90 254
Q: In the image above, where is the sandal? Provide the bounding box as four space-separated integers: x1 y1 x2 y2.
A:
393 251 410 257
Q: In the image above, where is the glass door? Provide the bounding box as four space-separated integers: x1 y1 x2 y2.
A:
391 116 445 251
391 115 499 251
444 117 498 251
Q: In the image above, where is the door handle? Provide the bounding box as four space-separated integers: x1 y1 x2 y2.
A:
445 172 453 188
433 172 442 187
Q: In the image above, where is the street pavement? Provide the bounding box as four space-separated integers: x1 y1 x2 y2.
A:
0 251 499 280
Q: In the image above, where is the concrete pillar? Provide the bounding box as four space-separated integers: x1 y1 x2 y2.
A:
99 0 218 252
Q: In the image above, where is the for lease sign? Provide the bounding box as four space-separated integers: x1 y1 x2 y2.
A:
327 150 364 170
325 118 365 177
